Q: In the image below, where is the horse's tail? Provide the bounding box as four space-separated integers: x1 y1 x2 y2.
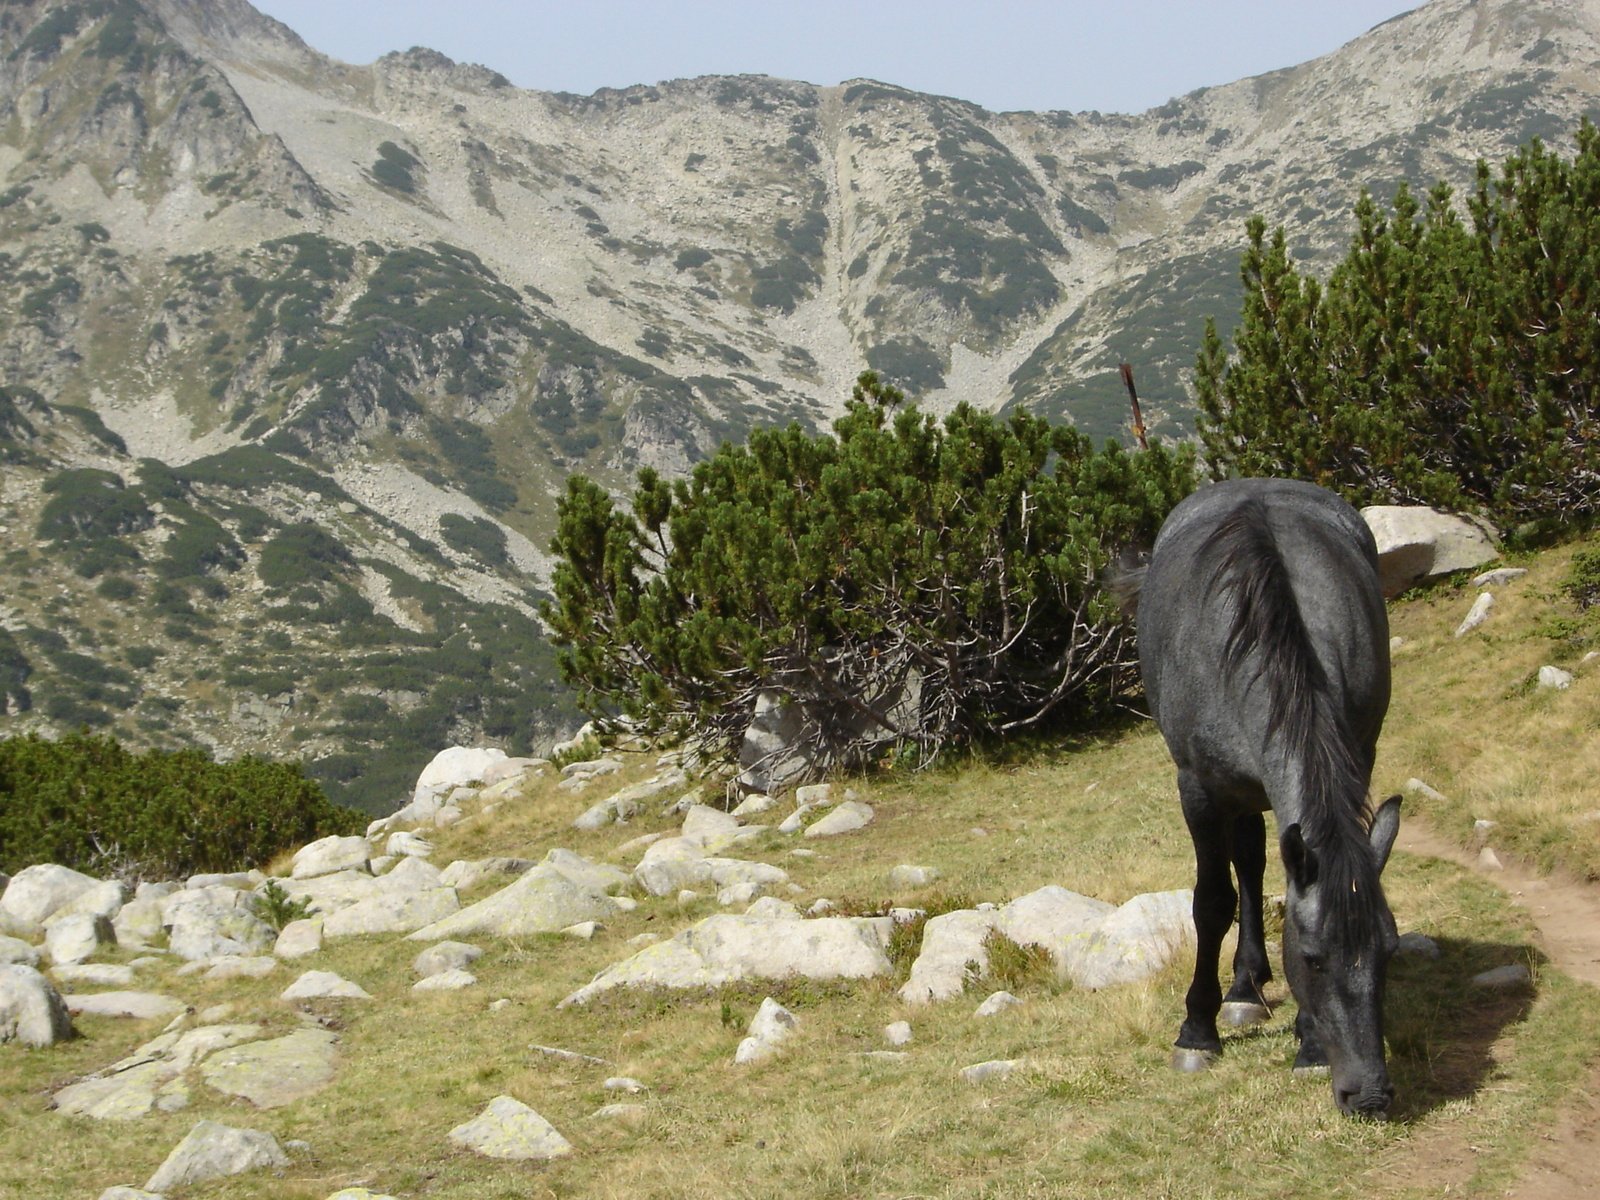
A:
1205 498 1375 847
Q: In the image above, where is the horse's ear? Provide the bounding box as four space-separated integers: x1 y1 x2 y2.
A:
1281 823 1318 889
1369 795 1402 874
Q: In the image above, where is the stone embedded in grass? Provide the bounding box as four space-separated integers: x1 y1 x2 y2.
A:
405 861 619 941
885 1021 912 1046
889 864 941 889
281 970 372 1001
1538 665 1574 690
1471 567 1527 588
203 956 278 980
1396 932 1441 959
144 1119 290 1193
413 941 482 978
64 991 185 1021
804 801 874 839
0 936 41 968
960 1058 1021 1084
0 864 99 927
164 887 276 961
1 963 74 1046
45 913 114 965
975 990 1021 1018
1454 591 1494 637
292 835 373 880
447 1095 574 1160
201 1028 338 1108
322 886 460 937
560 913 893 1006
274 917 323 959
386 830 434 858
412 969 477 992
603 1076 648 1093
1472 963 1532 989
735 997 799 1064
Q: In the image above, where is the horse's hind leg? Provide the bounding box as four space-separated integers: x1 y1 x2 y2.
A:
1173 772 1235 1071
1220 812 1273 1028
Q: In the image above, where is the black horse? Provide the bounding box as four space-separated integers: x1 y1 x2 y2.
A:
1126 479 1401 1118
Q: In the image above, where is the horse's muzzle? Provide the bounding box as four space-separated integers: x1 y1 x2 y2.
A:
1337 1081 1395 1119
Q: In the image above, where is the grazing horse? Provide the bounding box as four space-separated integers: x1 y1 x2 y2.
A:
1128 478 1401 1118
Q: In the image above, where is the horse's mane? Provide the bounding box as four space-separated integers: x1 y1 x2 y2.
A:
1204 497 1386 938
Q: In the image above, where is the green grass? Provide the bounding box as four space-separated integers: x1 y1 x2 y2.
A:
5 548 1600 1197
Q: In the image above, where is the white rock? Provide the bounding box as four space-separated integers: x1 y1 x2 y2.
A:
432 805 464 828
186 871 261 891
731 793 778 817
975 990 1021 1018
64 991 186 1020
777 804 818 834
562 914 892 1005
274 917 323 959
960 1059 1021 1084
603 1076 649 1093
46 912 114 965
559 757 623 779
412 969 477 992
0 864 98 927
203 956 278 980
0 935 40 967
1405 778 1449 803
1538 665 1574 690
113 896 167 948
794 783 835 807
406 862 618 941
386 831 434 858
164 888 276 961
447 1095 573 1160
1361 506 1499 597
0 963 75 1046
804 801 874 838
889 864 941 889
736 996 799 1064
45 878 128 927
483 756 549 785
323 887 460 938
200 1028 338 1108
899 909 997 1005
998 885 1116 974
634 838 714 897
717 881 768 907
1066 890 1194 988
543 848 631 895
1454 591 1494 637
52 962 136 988
413 941 482 978
291 835 373 880
281 970 372 1001
417 746 509 793
1471 567 1527 588
562 921 601 940
144 1119 290 1193
1478 846 1504 871
273 870 382 914
885 1020 912 1046
682 804 742 845
745 897 801 920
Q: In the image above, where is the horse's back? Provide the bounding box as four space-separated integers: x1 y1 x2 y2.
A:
1138 480 1389 806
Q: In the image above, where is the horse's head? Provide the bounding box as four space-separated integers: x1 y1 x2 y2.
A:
1280 795 1402 1118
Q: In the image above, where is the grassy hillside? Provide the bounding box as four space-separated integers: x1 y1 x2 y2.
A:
4 535 1600 1198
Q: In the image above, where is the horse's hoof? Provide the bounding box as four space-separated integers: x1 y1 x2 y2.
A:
1220 1001 1271 1028
1171 1047 1219 1073
1292 1064 1331 1080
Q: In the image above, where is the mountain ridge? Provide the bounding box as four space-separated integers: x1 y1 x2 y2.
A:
1 0 1598 810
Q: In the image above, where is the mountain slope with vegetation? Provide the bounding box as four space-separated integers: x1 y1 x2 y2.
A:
4 0 1600 805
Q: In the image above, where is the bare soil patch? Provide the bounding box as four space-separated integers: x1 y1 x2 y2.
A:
1393 817 1600 1198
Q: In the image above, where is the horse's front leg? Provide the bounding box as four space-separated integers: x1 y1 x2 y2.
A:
1221 811 1272 1027
1173 772 1236 1071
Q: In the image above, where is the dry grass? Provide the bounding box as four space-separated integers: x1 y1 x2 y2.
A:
5 542 1600 1199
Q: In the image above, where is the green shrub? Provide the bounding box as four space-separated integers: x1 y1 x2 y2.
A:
258 523 354 590
0 732 361 877
438 513 510 567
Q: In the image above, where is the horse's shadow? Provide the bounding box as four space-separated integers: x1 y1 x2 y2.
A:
1381 935 1542 1121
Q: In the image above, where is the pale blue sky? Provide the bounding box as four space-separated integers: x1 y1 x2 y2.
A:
250 1 1421 115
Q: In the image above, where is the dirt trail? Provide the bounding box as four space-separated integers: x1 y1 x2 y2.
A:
1396 818 1600 1198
